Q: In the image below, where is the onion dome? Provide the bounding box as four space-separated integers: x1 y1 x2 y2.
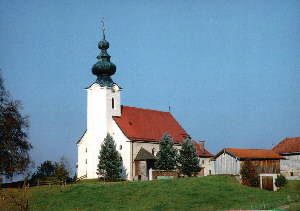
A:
91 20 116 77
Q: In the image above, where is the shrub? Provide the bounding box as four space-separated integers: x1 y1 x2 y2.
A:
275 174 287 188
240 159 260 187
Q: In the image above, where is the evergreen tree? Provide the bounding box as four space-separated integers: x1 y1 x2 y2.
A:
178 137 201 177
240 159 260 187
156 133 177 170
97 133 122 181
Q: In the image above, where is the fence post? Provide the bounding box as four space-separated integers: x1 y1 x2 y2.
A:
287 195 291 202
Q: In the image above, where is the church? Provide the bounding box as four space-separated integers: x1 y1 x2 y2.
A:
76 22 214 181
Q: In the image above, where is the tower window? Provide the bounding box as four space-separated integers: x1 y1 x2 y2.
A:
152 148 155 155
86 148 87 153
112 98 114 109
202 160 205 165
85 159 87 164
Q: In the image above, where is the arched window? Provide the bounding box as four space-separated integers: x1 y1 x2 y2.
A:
112 98 114 109
152 148 155 155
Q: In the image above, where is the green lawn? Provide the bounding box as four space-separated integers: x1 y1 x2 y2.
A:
2 175 300 210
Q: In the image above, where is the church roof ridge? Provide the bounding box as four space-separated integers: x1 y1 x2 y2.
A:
117 105 170 114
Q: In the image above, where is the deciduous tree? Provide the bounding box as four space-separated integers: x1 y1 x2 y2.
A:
31 160 55 181
97 133 122 181
240 159 260 187
0 70 32 179
156 133 177 170
53 156 72 182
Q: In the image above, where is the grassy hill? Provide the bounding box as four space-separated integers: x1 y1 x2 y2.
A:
2 175 300 210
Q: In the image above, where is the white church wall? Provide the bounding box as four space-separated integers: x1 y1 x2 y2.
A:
77 132 88 178
112 120 131 180
86 84 107 178
81 83 123 179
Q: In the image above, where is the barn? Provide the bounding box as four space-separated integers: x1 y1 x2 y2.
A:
212 148 284 191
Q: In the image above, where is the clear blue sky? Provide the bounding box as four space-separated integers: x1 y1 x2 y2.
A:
1 0 299 176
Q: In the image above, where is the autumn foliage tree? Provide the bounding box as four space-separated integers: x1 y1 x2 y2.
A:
240 159 260 187
0 70 32 179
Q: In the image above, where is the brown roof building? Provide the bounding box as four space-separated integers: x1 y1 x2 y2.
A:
213 148 284 175
213 148 284 191
272 137 300 179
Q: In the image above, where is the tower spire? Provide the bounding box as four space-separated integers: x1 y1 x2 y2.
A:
91 19 117 87
101 18 105 40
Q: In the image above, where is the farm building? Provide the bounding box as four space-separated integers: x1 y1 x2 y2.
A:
272 137 300 180
212 148 284 191
192 141 214 176
76 23 214 181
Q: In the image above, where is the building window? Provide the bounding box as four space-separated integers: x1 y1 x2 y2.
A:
291 172 294 176
119 145 122 150
112 98 114 109
202 160 205 165
152 148 155 155
209 170 212 175
86 148 87 153
85 159 87 164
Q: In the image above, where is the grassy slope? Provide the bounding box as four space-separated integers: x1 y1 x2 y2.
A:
24 176 300 210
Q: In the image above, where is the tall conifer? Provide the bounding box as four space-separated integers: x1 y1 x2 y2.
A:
156 133 177 170
97 133 122 181
178 137 201 177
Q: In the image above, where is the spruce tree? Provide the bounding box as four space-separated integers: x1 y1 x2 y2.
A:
178 137 201 177
97 133 122 181
156 133 177 170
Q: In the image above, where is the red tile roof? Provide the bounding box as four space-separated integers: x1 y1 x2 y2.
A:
192 140 214 157
272 137 300 154
213 148 284 160
113 106 189 143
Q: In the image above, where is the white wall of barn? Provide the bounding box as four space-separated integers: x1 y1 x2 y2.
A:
215 152 240 175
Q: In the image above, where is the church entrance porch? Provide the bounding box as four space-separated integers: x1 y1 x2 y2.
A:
134 148 157 181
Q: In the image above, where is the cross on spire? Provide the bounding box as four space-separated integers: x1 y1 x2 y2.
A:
101 18 106 39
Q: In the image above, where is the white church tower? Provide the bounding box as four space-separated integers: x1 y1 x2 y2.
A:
77 20 122 179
